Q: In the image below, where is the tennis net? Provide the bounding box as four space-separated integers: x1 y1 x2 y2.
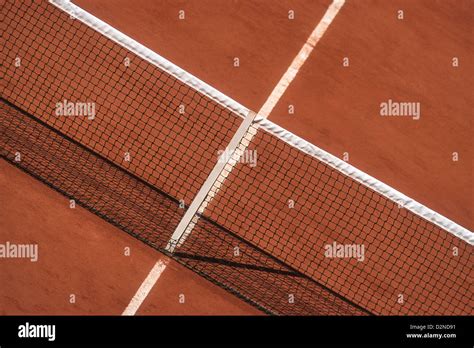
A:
1 0 472 315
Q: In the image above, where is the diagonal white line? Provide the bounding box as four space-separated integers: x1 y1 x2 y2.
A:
122 259 168 315
258 0 345 119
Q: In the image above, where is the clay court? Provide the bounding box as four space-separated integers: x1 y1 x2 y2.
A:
1 0 472 316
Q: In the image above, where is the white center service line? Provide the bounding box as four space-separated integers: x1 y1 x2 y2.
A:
122 0 345 315
258 0 345 119
122 259 168 316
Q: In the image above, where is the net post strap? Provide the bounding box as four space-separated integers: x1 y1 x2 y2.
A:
166 110 260 253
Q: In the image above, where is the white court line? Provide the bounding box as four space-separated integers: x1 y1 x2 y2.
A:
165 0 347 251
258 0 345 119
122 259 168 316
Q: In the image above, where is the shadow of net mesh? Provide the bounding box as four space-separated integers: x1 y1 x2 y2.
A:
1 1 472 315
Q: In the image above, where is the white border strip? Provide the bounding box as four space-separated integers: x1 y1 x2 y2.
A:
50 0 472 245
259 119 473 245
49 0 249 118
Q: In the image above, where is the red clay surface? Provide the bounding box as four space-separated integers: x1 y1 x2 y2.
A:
0 160 260 315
